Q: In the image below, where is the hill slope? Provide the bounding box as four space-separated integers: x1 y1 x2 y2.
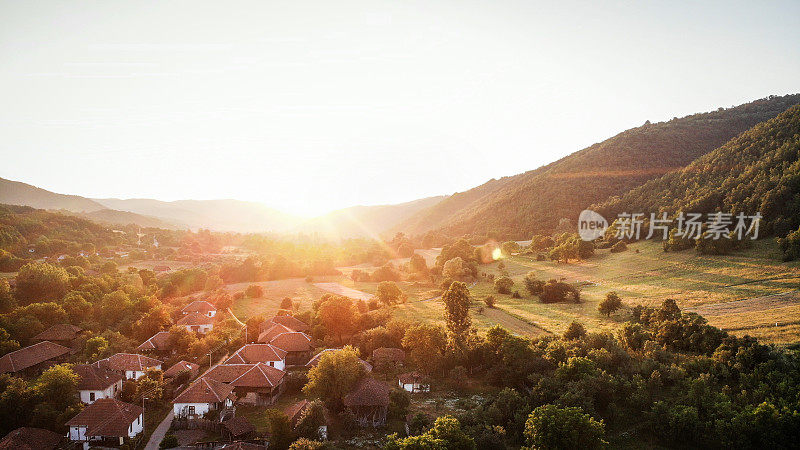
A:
0 177 106 212
396 94 800 239
594 105 800 237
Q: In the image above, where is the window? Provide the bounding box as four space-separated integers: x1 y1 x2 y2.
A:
89 392 95 402
188 405 195 415
269 361 274 367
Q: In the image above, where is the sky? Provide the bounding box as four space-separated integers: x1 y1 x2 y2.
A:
1 1 798 217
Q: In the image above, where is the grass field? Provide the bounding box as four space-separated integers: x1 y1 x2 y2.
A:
229 239 800 344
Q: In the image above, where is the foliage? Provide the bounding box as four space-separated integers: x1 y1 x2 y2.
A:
441 282 472 355
295 400 327 440
14 262 70 305
303 346 365 411
598 292 622 317
563 322 586 340
494 276 514 295
523 404 606 450
402 323 448 375
539 280 580 303
245 284 264 298
376 281 405 305
483 295 496 308
523 272 544 296
386 415 476 450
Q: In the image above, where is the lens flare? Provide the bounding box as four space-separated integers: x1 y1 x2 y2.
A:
492 247 503 260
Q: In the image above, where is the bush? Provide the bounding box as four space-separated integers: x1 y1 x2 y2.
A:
511 290 522 299
563 321 587 340
494 276 514 294
160 434 178 449
610 241 628 253
245 284 263 298
540 280 580 303
523 272 544 296
484 295 496 308
598 291 622 317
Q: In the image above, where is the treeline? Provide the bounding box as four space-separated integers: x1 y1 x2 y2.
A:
399 94 800 240
595 105 800 259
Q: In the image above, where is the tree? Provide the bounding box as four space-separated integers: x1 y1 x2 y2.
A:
442 257 466 280
0 280 14 313
376 281 405 306
501 241 520 256
245 284 264 298
402 323 448 375
168 325 197 355
524 405 605 450
398 243 415 258
14 263 69 305
483 295 496 308
598 292 622 317
136 368 164 401
82 336 109 360
35 364 78 410
316 295 358 344
442 282 472 355
386 415 475 450
303 346 365 411
409 253 428 274
388 388 411 420
295 400 327 440
563 321 586 340
523 272 544 296
264 409 295 450
494 276 514 295
281 297 294 310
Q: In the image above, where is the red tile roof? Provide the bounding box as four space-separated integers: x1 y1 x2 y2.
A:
94 353 162 373
398 371 429 385
270 332 311 352
0 341 70 373
65 398 143 437
136 331 171 352
265 315 309 333
224 344 286 365
0 427 62 450
164 360 199 378
256 323 293 344
343 378 390 407
173 377 236 404
182 300 217 314
30 324 82 342
203 363 285 388
177 312 215 326
284 399 309 425
222 416 255 437
75 364 123 391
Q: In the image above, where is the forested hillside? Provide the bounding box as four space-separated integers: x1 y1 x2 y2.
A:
397 94 800 239
595 105 800 238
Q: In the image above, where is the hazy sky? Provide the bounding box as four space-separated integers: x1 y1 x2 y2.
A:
1 1 798 216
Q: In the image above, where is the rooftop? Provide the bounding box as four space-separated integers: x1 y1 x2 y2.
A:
173 377 236 404
0 341 71 373
75 364 123 391
65 398 143 437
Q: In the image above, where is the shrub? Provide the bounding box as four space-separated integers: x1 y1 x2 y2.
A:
511 290 522 299
598 291 622 317
564 321 587 340
610 241 628 253
494 276 514 294
540 280 580 303
484 295 496 308
245 284 263 298
160 434 178 449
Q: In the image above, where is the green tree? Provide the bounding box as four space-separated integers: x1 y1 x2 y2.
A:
402 323 448 375
35 364 79 410
409 253 428 274
376 281 405 306
295 400 327 440
442 257 466 280
316 294 358 344
0 279 14 313
82 336 109 360
494 276 514 295
386 415 475 450
563 321 586 340
303 346 365 411
523 272 544 296
14 263 69 305
524 405 605 450
264 409 295 450
441 282 472 355
598 292 622 317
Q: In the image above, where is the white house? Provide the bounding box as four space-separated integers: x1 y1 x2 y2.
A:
93 353 162 380
177 312 215 334
398 371 431 393
66 398 143 448
172 377 236 420
75 364 123 404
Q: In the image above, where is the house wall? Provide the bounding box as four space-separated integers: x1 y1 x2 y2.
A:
173 402 212 418
69 425 87 441
128 413 144 437
80 379 122 403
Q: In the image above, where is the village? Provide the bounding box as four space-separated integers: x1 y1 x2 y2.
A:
0 297 433 449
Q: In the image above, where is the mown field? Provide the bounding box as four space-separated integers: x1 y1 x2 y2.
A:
230 239 800 345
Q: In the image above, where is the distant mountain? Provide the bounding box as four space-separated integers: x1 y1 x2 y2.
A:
80 208 181 230
0 177 106 213
298 196 446 239
395 94 800 239
94 198 300 233
594 104 800 237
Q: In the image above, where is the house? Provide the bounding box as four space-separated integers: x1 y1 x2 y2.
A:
75 364 123 404
172 377 236 420
343 378 390 427
269 332 312 366
177 312 215 334
256 322 293 344
136 331 172 355
306 348 373 372
0 341 71 376
30 324 83 348
224 344 286 370
182 300 217 318
164 360 199 381
0 427 63 450
222 416 256 441
66 398 143 448
372 347 406 370
203 363 286 405
398 371 431 393
93 353 162 379
261 314 310 334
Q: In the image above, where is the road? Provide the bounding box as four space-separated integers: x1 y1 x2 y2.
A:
144 410 174 450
